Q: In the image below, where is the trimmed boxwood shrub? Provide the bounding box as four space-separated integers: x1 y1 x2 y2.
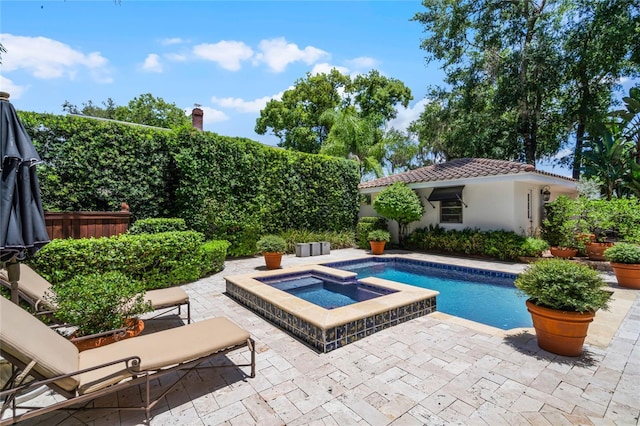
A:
128 218 188 234
29 231 229 289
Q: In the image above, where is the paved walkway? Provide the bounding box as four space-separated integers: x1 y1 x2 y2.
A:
12 249 640 425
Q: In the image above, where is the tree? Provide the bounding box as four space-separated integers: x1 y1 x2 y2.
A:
372 182 424 247
411 0 570 164
62 94 190 129
561 0 639 179
319 107 385 180
255 69 412 154
382 128 419 174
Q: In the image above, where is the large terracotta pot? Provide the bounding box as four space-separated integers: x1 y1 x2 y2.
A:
550 247 578 259
585 242 614 261
72 319 144 352
262 252 283 270
369 241 386 255
610 263 640 289
526 300 594 357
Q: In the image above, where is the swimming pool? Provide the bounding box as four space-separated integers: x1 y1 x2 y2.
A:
257 272 397 309
322 257 531 330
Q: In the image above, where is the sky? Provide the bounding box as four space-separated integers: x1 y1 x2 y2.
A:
1 1 635 178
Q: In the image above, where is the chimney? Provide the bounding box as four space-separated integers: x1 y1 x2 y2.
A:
192 107 203 131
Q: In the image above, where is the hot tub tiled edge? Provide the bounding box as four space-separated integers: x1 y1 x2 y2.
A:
224 267 439 353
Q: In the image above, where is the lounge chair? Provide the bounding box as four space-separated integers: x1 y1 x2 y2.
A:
0 297 255 425
0 264 191 323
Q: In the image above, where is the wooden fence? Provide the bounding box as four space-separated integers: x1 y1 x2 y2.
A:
44 211 131 240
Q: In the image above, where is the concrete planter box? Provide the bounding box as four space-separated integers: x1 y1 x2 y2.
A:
310 242 322 256
295 243 311 257
320 241 330 255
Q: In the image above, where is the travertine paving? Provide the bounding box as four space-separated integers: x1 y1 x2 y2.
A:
10 249 640 425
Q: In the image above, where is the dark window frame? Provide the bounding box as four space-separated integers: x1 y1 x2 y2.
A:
440 200 463 223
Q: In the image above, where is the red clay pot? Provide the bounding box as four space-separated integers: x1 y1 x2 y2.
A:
262 252 283 270
610 263 640 289
72 319 144 352
550 247 578 259
585 242 614 261
526 300 594 357
369 241 386 255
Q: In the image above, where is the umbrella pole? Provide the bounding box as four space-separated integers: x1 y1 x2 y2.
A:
6 258 20 305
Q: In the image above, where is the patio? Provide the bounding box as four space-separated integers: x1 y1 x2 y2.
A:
9 249 640 425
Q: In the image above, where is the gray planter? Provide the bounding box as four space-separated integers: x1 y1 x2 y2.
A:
295 243 311 257
320 241 330 255
310 242 321 256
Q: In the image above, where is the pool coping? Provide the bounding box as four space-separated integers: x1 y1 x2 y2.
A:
224 264 439 352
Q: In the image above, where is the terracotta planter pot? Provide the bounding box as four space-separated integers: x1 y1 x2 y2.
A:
72 319 144 352
610 263 640 289
550 247 578 259
585 242 614 261
262 252 283 270
526 300 594 357
369 241 386 255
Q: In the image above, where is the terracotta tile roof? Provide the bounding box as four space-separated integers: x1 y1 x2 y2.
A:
359 158 575 189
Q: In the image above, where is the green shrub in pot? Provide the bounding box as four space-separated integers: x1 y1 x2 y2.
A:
256 235 287 253
367 230 391 242
604 243 640 264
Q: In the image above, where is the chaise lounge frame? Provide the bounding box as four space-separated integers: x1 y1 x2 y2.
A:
0 297 255 425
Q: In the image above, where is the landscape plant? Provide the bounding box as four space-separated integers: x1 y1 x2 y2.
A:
604 243 640 264
367 230 391 242
50 271 153 337
256 235 287 254
372 182 424 247
356 217 388 249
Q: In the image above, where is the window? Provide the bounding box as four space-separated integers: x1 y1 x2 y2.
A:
440 200 462 223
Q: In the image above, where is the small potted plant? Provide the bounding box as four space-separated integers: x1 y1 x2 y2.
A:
367 230 391 255
50 271 153 351
604 243 640 289
542 196 579 259
514 259 610 356
256 234 287 269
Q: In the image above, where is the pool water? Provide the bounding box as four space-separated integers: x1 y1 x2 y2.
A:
258 274 396 309
325 259 531 330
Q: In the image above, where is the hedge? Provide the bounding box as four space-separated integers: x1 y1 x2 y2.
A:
356 217 388 249
29 231 230 289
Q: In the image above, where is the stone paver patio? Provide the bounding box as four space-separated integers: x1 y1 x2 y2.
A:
9 249 640 425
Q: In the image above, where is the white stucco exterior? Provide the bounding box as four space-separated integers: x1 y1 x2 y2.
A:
359 171 577 243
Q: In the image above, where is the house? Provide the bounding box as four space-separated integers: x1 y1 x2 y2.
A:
358 158 577 241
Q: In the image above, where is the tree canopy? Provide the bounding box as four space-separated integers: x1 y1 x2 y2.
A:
62 93 190 129
372 182 424 247
255 69 412 154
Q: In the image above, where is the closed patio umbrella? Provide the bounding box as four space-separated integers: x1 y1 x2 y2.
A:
0 91 50 303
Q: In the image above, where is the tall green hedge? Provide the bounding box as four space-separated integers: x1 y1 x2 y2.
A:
20 113 360 256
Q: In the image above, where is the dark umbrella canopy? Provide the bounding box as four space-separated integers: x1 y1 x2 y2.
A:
0 91 50 302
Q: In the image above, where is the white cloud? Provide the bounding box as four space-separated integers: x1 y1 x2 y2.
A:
1 34 111 82
345 56 378 70
161 37 184 46
0 76 27 99
310 63 349 76
165 53 187 62
198 106 229 124
388 98 430 132
141 54 163 73
254 37 328 73
211 90 286 113
193 40 253 71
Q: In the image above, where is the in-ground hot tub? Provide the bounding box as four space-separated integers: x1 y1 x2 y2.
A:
225 265 438 352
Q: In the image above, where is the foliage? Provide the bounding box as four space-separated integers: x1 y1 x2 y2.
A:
356 217 388 249
542 195 579 248
256 235 287 253
62 93 190 129
604 243 640 264
128 218 188 234
367 230 391 242
574 197 614 242
278 229 356 253
255 69 412 154
372 182 424 247
514 259 610 312
50 271 153 337
29 231 229 289
519 237 550 258
407 225 530 261
21 112 360 256
382 128 419 174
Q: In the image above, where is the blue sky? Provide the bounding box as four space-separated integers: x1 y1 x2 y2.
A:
2 1 633 178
